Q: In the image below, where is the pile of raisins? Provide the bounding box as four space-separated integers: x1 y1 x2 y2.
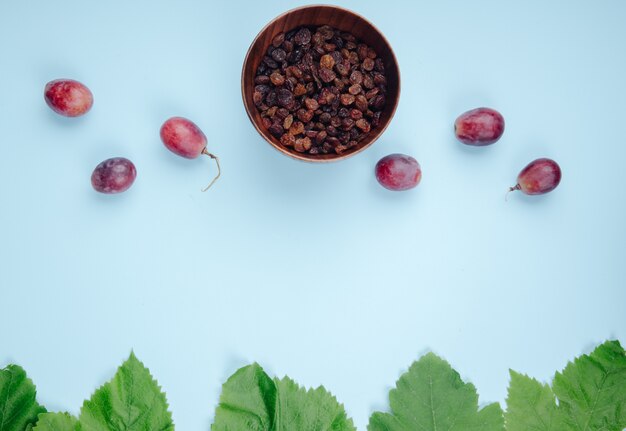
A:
253 25 387 155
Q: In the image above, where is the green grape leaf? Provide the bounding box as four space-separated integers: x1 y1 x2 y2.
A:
368 352 504 431
212 363 355 431
32 412 79 431
78 352 173 431
212 363 277 431
505 370 563 430
274 376 356 431
0 364 46 431
553 340 626 431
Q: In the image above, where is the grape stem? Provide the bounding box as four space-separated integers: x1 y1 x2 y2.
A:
201 148 221 192
505 184 520 201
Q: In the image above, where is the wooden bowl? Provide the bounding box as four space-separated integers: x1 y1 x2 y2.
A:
241 5 401 162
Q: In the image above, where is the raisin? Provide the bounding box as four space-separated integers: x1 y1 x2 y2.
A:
372 111 382 127
296 108 314 123
357 44 369 60
330 51 343 65
368 48 378 59
255 84 270 95
268 123 284 137
348 84 362 95
280 133 295 147
319 112 331 123
283 114 294 130
271 48 287 62
293 83 306 96
356 119 371 132
366 88 379 99
266 90 278 106
266 106 278 117
283 40 293 52
294 27 311 45
263 56 279 68
284 78 295 92
272 33 285 47
334 144 347 154
374 58 385 73
336 60 350 76
350 70 363 85
305 130 318 139
373 72 387 85
253 91 263 106
304 98 319 110
340 94 355 105
309 147 320 155
289 48 303 63
289 121 305 135
350 109 363 120
341 118 355 131
294 136 312 152
276 88 294 107
319 25 334 40
319 67 336 83
270 71 285 86
363 74 375 89
326 125 338 136
370 94 386 110
326 136 340 146
312 32 324 46
320 54 335 69
315 130 327 144
255 75 270 85
289 65 304 79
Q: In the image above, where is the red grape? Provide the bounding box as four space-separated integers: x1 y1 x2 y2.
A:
44 79 93 117
454 107 505 146
160 117 207 159
375 154 422 191
510 158 561 195
160 117 221 191
91 157 137 194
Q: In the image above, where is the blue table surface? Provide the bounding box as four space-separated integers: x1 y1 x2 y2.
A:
1 0 625 429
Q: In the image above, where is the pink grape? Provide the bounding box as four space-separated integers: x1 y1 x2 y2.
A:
160 117 221 191
91 157 137 194
454 107 505 146
44 79 93 117
160 117 207 159
510 158 561 195
375 154 422 191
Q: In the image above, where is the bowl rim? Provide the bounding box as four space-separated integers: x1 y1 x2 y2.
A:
241 3 401 163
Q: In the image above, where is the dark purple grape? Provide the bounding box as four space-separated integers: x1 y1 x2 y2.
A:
91 157 137 194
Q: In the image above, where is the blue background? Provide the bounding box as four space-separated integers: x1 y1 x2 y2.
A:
1 0 625 428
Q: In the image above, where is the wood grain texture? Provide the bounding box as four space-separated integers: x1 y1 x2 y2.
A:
242 5 401 162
